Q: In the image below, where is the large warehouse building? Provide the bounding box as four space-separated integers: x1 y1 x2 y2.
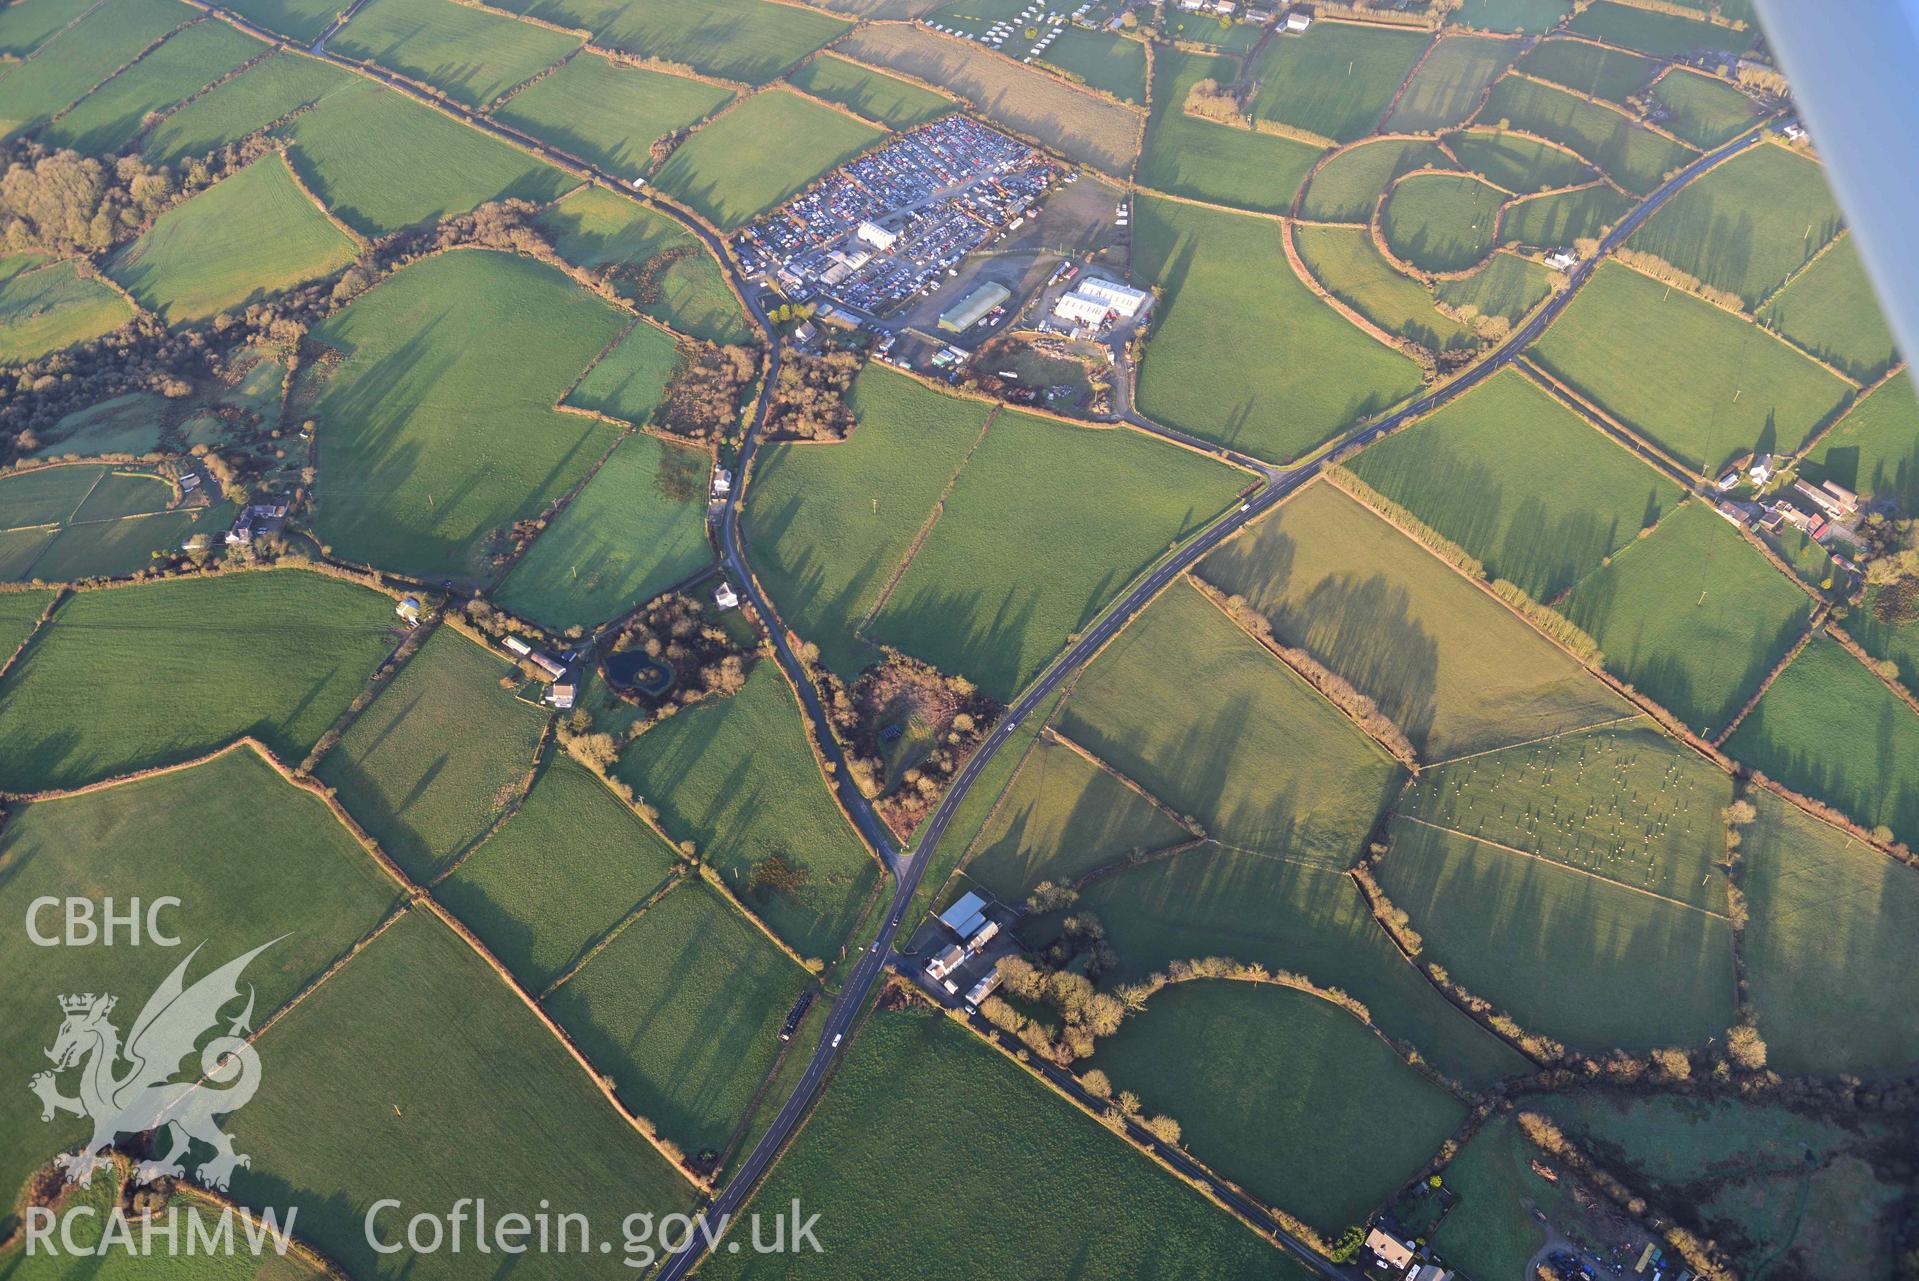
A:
938 281 1010 333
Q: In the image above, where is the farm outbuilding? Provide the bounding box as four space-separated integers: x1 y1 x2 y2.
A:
938 282 1011 333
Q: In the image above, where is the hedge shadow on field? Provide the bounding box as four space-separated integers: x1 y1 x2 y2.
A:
736 484 887 673
1736 694 1919 846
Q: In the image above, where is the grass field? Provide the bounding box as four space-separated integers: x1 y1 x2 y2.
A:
1248 20 1430 144
0 589 52 658
1530 262 1851 472
959 730 1190 898
1497 181 1631 246
495 430 712 631
1450 0 1572 32
0 0 97 57
496 52 731 178
1059 576 1401 857
788 51 952 127
1387 34 1516 131
653 87 880 230
278 78 572 236
40 18 264 155
744 365 990 676
1201 482 1627 758
1447 126 1597 193
1135 195 1423 462
1092 981 1465 1235
0 260 135 362
0 0 191 140
233 908 697 1281
562 320 679 426
1479 75 1694 194
1081 847 1527 1086
1514 37 1657 103
1567 0 1753 56
0 746 400 1223
1651 68 1761 147
1566 500 1814 734
26 503 231 581
1381 171 1502 273
1434 249 1553 320
837 23 1139 175
1740 792 1919 1077
1802 372 1919 515
1630 144 1840 308
221 0 345 42
700 1000 1307 1280
545 879 808 1157
616 662 876 962
108 151 357 325
1378 815 1736 1049
1039 26 1147 104
536 0 846 85
1142 51 1326 215
1351 369 1677 599
868 412 1243 698
439 754 680 990
317 626 545 881
308 250 626 580
0 570 396 791
1301 136 1452 223
536 186 750 343
1295 224 1477 352
1429 1116 1577 1279
142 50 356 165
1758 233 1900 381
1725 634 1919 849
0 463 233 584
331 0 578 107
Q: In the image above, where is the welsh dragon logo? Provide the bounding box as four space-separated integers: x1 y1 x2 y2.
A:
30 939 280 1191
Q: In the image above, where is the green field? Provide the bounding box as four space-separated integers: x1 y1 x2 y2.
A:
222 0 347 42
1530 261 1851 471
1479 74 1694 193
513 0 847 85
1295 224 1477 352
788 51 952 126
1248 20 1430 144
497 52 731 177
1566 500 1814 734
1039 25 1147 104
331 0 579 107
1059 575 1401 857
1378 815 1736 1049
700 1001 1307 1280
1081 846 1527 1086
232 908 698 1281
0 462 234 584
1650 67 1761 147
1433 249 1553 320
1447 126 1597 193
1802 372 1919 513
1759 233 1901 381
1092 981 1465 1235
40 18 264 155
0 0 191 139
278 78 572 236
1725 634 1919 849
439 753 681 990
1514 37 1657 102
317 626 545 880
1387 34 1516 131
0 0 97 57
868 413 1242 699
545 879 808 1157
25 501 232 582
0 259 135 362
1450 0 1572 32
1567 0 1753 56
959 730 1191 898
495 430 711 631
1140 49 1324 214
1135 195 1423 462
1741 792 1919 1077
1201 481 1627 758
1497 181 1631 246
0 570 396 791
562 319 680 425
0 589 52 659
536 185 751 343
1630 144 1840 308
616 662 876 962
1381 171 1502 273
1350 368 1678 599
1428 1116 1578 1279
0 746 400 1226
654 87 880 229
108 151 357 325
309 250 627 580
1301 137 1450 223
142 50 356 165
745 365 991 675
